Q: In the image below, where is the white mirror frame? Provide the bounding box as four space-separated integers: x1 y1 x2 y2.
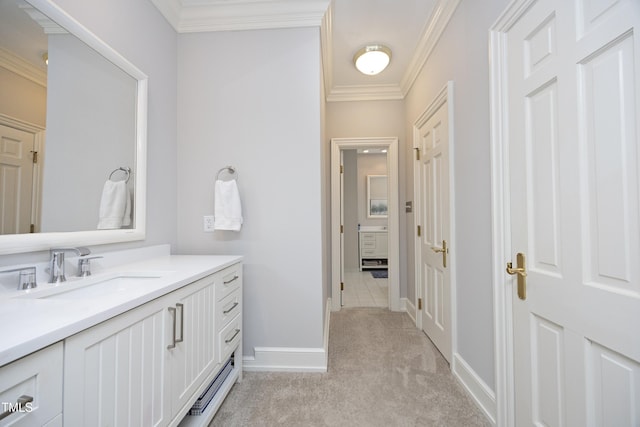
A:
367 175 388 218
0 0 147 255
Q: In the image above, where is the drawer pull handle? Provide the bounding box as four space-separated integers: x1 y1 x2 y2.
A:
0 395 33 421
167 306 177 349
223 302 239 315
176 303 184 343
224 275 239 285
225 328 240 344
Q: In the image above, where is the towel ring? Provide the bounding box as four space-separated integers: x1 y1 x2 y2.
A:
216 165 238 182
109 167 131 183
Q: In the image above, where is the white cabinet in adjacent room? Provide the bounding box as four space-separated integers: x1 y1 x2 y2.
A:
359 230 388 270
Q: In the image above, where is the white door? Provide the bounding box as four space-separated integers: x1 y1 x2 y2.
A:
0 124 35 234
506 0 640 424
415 96 451 363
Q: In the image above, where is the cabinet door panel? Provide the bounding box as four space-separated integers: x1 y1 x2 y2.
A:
63 298 170 427
169 275 218 419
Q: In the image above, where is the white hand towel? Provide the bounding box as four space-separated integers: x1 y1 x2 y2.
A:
214 179 243 231
97 180 130 229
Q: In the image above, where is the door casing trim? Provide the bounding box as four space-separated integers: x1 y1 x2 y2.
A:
330 137 400 312
489 1 536 426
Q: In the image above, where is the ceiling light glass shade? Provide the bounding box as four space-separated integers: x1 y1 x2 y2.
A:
353 45 391 75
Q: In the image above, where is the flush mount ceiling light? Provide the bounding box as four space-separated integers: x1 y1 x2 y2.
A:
353 44 391 76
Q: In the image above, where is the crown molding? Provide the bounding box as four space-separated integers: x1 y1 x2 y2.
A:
149 0 182 30
320 2 333 95
326 84 404 103
148 0 460 101
0 47 47 88
324 0 461 102
399 0 461 95
150 0 330 33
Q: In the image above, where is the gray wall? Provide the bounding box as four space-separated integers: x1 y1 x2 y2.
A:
0 68 46 127
403 0 509 390
176 27 326 353
0 0 178 267
325 100 406 297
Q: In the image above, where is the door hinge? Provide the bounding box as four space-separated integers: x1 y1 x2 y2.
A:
414 147 420 160
417 225 421 237
340 225 344 234
341 282 344 291
418 298 422 310
30 224 35 233
340 165 344 174
31 150 38 164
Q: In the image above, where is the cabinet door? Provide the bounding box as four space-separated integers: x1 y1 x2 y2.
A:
168 274 218 420
63 296 171 427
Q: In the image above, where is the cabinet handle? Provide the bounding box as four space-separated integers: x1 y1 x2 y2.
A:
223 302 239 315
225 328 240 344
167 306 176 349
224 275 239 285
176 303 184 343
0 395 33 421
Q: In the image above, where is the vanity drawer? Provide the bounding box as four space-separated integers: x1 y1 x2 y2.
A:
0 342 63 427
360 240 376 249
217 288 241 330
218 315 241 363
360 233 376 242
361 248 377 257
216 263 242 301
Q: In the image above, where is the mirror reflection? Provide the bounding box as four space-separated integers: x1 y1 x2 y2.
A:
367 175 388 218
0 0 137 235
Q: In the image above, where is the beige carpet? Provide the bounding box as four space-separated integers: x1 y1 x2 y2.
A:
210 308 490 426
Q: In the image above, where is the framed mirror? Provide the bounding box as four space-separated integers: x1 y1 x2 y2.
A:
367 175 387 218
0 0 147 254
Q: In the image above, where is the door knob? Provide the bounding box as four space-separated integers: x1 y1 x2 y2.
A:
506 252 527 300
431 240 448 268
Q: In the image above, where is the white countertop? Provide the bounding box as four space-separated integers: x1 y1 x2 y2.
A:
0 254 242 367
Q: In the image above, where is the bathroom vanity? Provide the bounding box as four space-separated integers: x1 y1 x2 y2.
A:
358 228 388 271
0 249 242 426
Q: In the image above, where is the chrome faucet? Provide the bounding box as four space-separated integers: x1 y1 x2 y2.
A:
0 266 37 290
49 247 91 283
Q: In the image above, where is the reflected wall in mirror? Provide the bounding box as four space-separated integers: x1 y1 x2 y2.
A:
0 0 147 254
367 175 387 218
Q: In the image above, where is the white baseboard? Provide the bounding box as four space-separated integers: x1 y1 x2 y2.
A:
403 298 416 323
242 347 327 372
242 300 330 373
452 353 497 425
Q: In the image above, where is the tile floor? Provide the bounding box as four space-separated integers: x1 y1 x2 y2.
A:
341 268 388 308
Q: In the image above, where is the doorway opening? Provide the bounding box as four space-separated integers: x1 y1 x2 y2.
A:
330 137 400 312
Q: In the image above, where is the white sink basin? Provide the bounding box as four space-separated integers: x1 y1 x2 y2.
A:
14 272 168 300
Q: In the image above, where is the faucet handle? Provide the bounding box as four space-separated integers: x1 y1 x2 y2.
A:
77 256 103 277
0 266 37 290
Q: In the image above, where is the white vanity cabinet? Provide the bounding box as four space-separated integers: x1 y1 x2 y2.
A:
63 291 172 426
358 230 388 270
0 343 63 427
63 262 242 427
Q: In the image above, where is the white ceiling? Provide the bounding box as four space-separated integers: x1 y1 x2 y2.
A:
0 0 460 102
150 0 460 102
